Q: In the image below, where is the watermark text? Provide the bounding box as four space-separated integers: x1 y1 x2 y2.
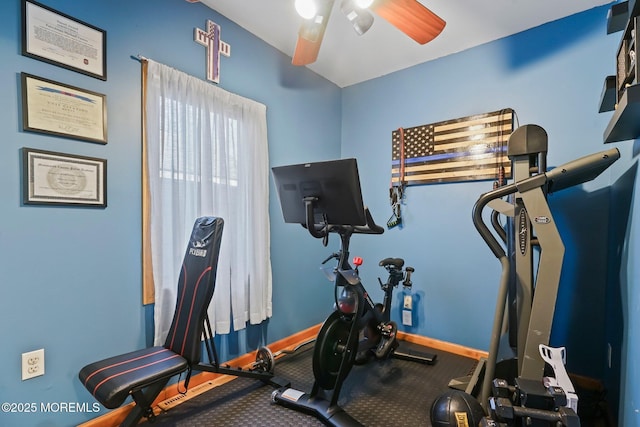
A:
2 402 101 413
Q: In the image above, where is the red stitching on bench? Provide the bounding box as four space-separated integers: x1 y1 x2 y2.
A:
82 348 170 386
90 352 184 397
168 262 188 351
179 267 212 354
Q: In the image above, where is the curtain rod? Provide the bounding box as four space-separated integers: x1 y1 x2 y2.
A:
134 54 148 62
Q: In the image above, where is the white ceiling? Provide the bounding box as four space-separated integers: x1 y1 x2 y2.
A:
196 0 613 88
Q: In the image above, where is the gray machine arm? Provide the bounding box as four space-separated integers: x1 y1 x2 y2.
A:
473 147 620 410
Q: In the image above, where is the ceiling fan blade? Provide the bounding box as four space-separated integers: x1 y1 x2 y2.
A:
292 35 323 66
292 0 335 66
371 0 445 44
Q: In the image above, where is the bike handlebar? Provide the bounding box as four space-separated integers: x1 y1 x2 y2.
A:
350 208 384 235
303 196 384 239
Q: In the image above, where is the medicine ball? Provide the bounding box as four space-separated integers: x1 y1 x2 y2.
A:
430 390 485 427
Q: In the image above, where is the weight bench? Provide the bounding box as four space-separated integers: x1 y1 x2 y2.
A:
79 217 287 426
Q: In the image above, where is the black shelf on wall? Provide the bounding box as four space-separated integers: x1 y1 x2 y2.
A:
604 83 640 143
608 1 629 34
602 0 640 143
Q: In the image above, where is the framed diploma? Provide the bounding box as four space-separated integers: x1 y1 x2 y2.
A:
23 148 107 207
21 73 107 144
22 0 107 80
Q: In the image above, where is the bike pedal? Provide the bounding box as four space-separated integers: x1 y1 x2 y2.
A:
374 322 398 359
378 322 396 337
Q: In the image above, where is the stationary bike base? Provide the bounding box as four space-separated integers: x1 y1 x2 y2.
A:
393 348 437 364
272 388 364 427
273 309 363 426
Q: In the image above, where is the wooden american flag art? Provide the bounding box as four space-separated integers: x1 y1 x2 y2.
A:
391 109 514 185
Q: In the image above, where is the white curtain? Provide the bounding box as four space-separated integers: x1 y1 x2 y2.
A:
145 59 272 345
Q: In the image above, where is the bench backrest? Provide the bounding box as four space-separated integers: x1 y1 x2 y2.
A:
163 216 224 364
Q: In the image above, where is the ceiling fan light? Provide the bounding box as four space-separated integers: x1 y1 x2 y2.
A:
295 0 318 19
341 0 374 35
351 11 373 35
354 0 374 8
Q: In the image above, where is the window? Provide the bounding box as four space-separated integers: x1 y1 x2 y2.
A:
142 59 272 344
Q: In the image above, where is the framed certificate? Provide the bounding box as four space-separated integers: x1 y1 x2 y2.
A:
22 148 107 207
21 73 107 144
22 0 107 80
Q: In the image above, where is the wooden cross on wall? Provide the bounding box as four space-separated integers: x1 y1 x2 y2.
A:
194 20 231 84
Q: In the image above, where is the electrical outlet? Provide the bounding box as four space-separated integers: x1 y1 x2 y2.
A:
22 349 45 380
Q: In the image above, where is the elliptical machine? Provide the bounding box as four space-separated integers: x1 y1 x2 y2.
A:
271 158 435 426
435 126 620 426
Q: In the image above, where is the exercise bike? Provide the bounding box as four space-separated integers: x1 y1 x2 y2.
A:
273 207 436 426
271 158 436 426
330 253 432 366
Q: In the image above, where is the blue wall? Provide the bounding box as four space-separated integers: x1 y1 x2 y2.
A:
343 1 616 370
342 5 638 425
0 0 638 426
0 1 340 425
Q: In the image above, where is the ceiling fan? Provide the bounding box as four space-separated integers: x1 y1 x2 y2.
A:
292 0 446 66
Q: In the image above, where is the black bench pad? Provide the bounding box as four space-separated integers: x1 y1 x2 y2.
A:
79 346 188 409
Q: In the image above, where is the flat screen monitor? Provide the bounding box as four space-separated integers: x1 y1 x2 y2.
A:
272 158 367 227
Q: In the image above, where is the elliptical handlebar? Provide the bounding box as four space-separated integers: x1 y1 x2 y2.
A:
473 147 621 260
472 182 518 259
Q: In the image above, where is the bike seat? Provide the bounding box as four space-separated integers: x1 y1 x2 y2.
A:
379 257 404 269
